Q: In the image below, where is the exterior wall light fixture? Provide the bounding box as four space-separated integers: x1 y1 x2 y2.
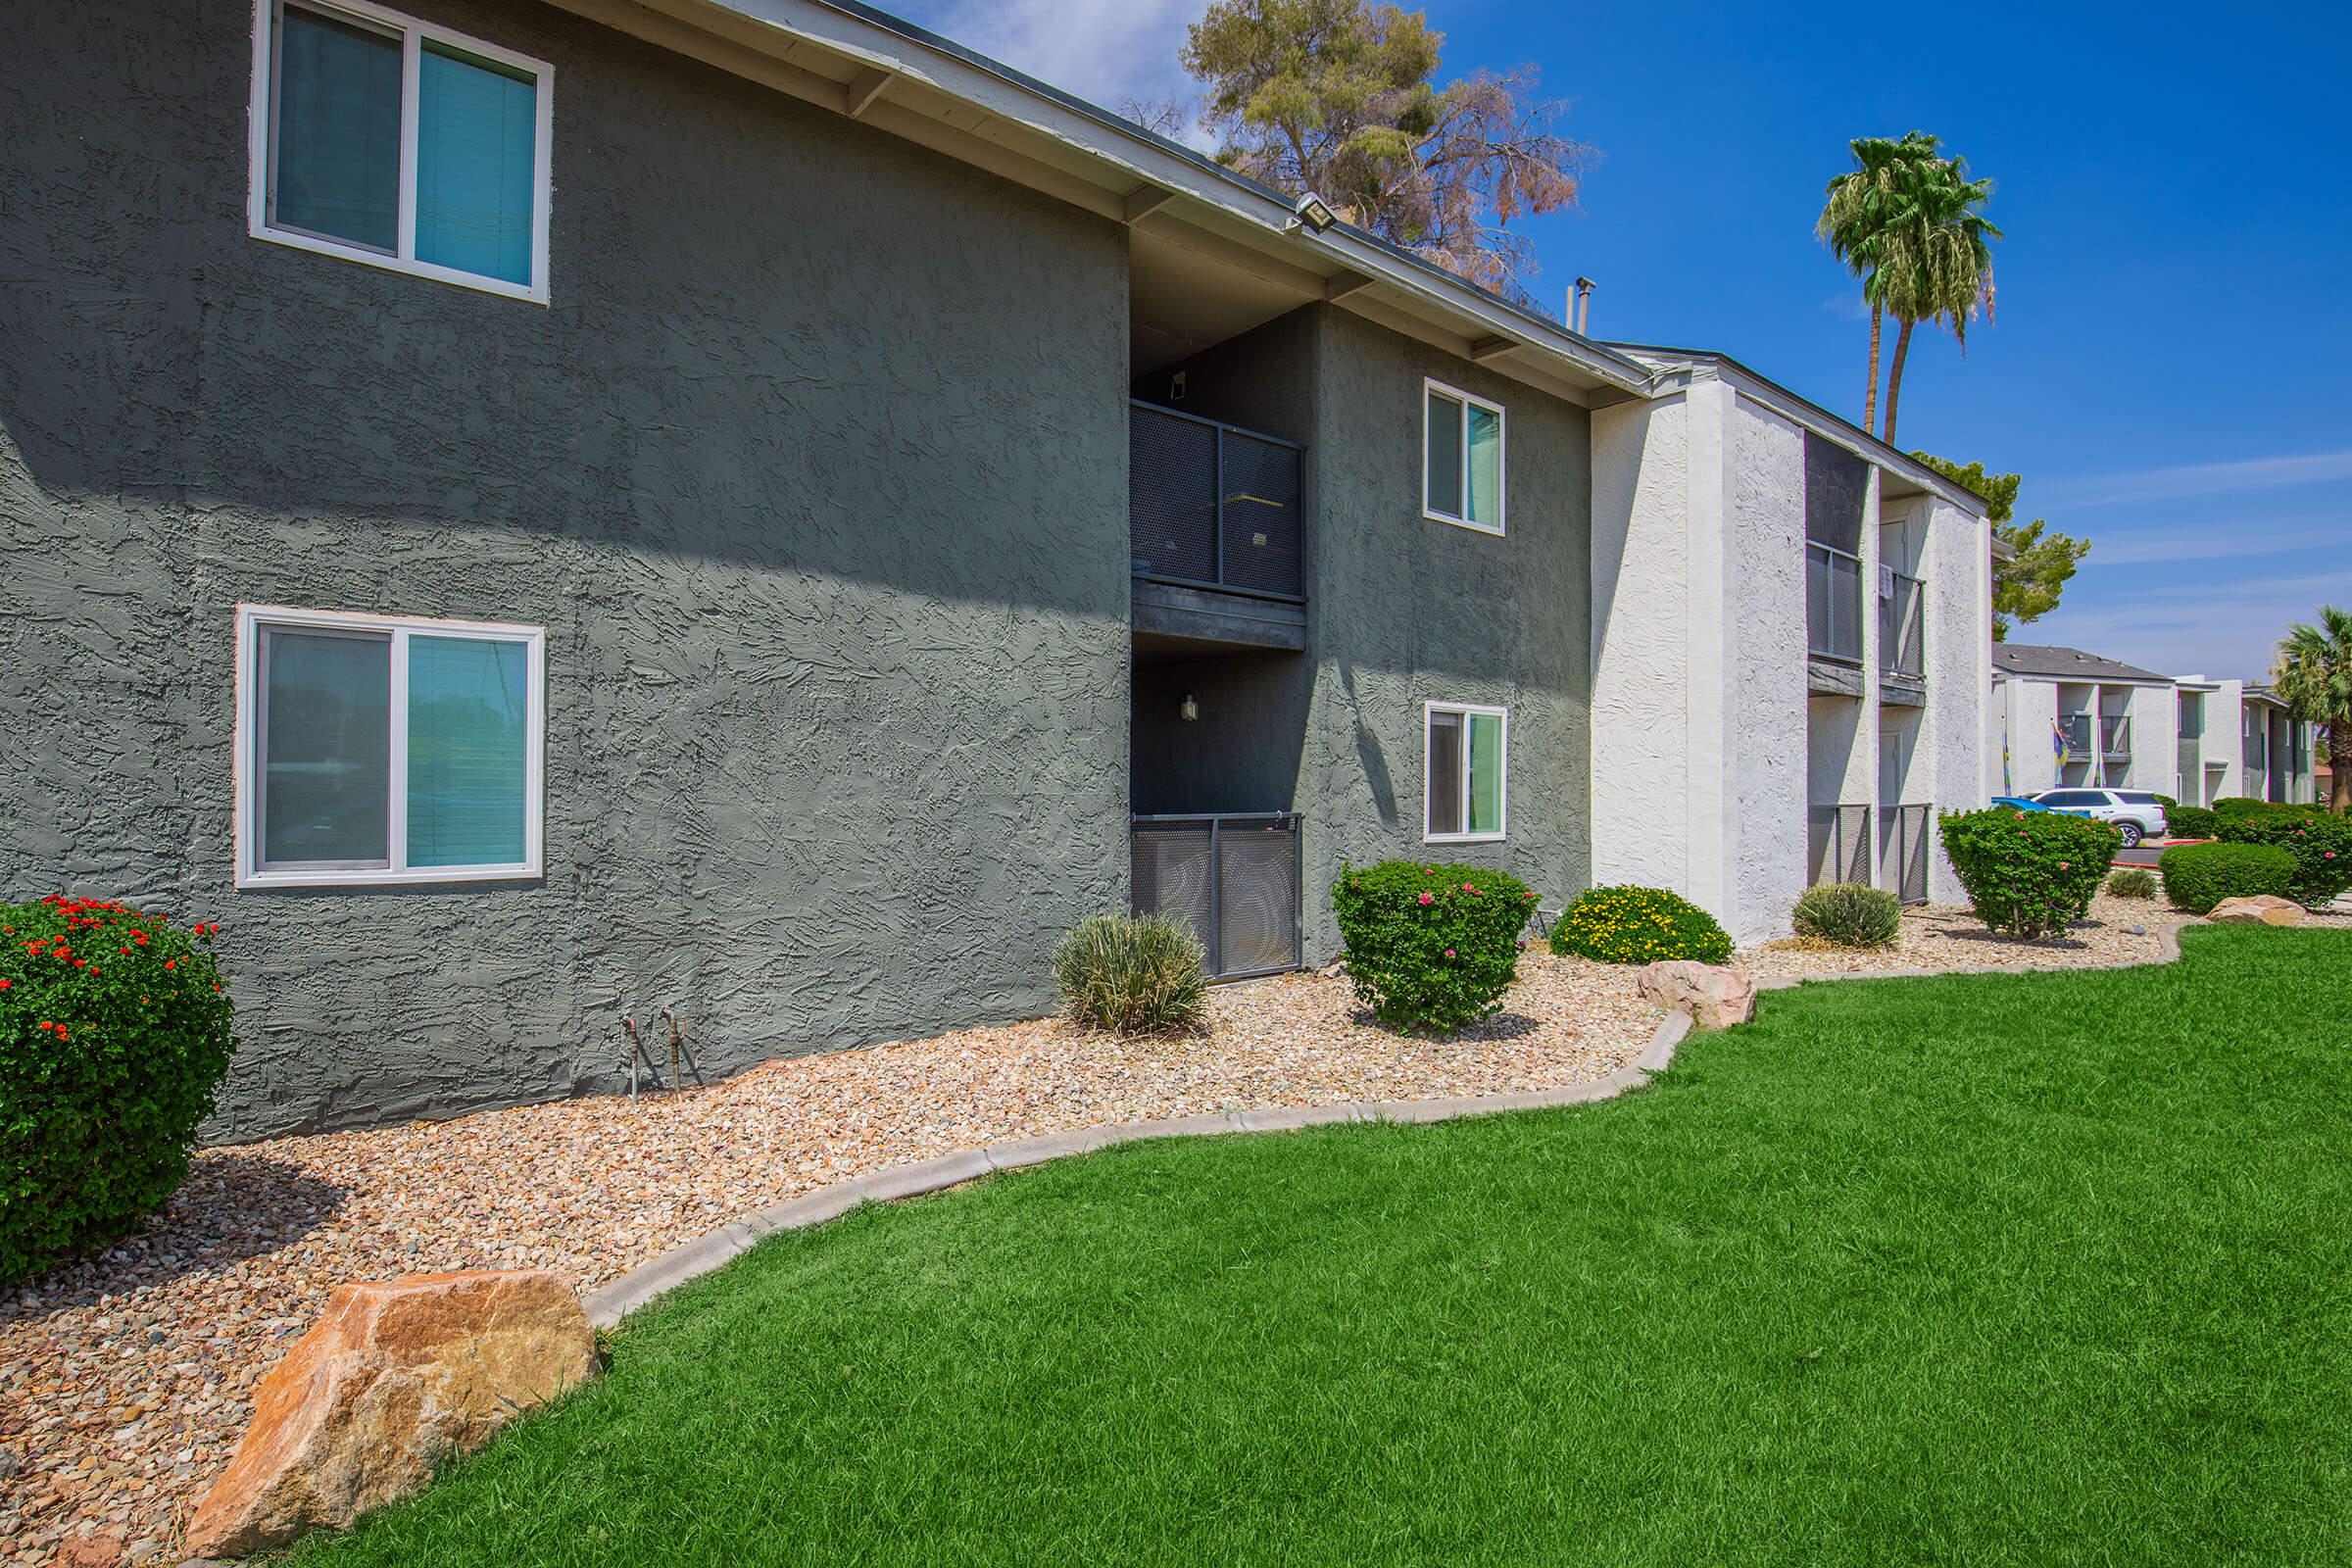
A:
1292 191 1338 233
1180 693 1200 722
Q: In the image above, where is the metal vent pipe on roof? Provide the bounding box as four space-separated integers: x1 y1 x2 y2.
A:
1572 276 1595 334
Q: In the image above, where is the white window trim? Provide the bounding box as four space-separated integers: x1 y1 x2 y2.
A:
246 0 555 305
233 604 547 889
1422 700 1509 843
1420 377 1507 535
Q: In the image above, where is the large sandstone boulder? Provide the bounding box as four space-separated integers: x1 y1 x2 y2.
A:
2207 895 2304 927
1635 960 1757 1028
184 1270 595 1559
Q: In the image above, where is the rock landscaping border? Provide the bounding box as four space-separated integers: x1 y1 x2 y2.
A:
583 1010 1695 1328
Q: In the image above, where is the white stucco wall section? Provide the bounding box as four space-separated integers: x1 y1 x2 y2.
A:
1914 495 1990 903
1726 395 1810 934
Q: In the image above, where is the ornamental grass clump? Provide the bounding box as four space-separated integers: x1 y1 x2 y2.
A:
2214 811 2352 905
2158 843 2295 914
1330 861 1538 1035
1937 807 2118 940
1551 886 1733 966
2105 867 2159 900
1053 914 1206 1036
2 895 236 1287
1789 884 1901 948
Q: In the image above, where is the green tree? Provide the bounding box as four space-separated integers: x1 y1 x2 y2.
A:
1913 453 2090 641
2273 607 2352 812
1181 0 1592 306
1817 132 1940 436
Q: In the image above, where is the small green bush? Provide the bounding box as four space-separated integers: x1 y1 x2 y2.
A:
2153 794 2179 811
3 895 236 1287
1053 914 1206 1035
1551 886 1733 966
2214 811 2352 905
2106 867 2159 900
1937 808 2118 940
2213 797 2273 817
1789 884 1901 948
2165 805 2221 841
1331 862 1538 1034
2158 843 2296 914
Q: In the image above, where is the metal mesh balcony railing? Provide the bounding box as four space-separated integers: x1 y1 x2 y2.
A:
2101 714 2132 758
1806 543 1863 664
1808 803 1872 888
1131 812 1302 980
1129 402 1303 600
1888 803 1931 905
1880 570 1925 679
2058 712 2093 762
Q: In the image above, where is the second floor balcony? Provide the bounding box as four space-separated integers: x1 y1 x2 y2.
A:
1879 567 1925 703
1130 401 1305 651
2101 714 2132 759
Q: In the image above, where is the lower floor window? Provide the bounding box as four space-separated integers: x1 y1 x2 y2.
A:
1425 702 1506 841
236 606 545 886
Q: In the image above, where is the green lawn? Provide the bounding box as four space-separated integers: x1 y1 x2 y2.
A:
293 926 2352 1566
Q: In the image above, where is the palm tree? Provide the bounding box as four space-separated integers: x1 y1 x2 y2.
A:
1873 151 1999 448
2274 606 2352 811
1817 133 1938 436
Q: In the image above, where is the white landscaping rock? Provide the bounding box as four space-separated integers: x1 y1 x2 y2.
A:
1635 960 1757 1028
2207 895 2305 927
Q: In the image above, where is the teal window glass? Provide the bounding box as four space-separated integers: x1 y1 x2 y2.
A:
416 42 539 286
270 4 402 252
1425 388 1462 517
261 629 392 865
407 635 529 866
1466 711 1502 833
1465 403 1502 527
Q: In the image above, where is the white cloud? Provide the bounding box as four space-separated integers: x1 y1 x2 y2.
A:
2039 448 2352 509
892 0 1209 138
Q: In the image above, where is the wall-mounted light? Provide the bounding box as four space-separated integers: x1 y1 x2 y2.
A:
1180 693 1199 722
1291 191 1338 233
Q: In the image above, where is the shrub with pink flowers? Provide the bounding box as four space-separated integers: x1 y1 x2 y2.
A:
1331 861 1538 1034
1 896 236 1286
2214 811 2352 904
1937 808 2118 940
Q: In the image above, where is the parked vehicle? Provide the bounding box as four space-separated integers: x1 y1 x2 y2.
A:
2030 789 2169 848
1991 796 2056 812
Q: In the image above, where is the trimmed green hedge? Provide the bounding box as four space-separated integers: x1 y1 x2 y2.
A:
3 896 236 1286
1938 808 2118 940
1332 862 1539 1035
2158 843 2296 914
2165 805 2221 841
1551 886 1733 966
2214 812 2352 905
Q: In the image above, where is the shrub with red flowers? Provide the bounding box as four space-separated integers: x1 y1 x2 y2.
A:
1937 808 2118 940
1331 861 1538 1034
1 896 236 1286
2214 811 2352 905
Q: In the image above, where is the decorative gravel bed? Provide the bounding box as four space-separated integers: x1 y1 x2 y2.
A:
0 955 1661 1566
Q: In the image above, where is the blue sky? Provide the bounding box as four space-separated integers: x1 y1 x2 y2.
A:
896 0 2351 680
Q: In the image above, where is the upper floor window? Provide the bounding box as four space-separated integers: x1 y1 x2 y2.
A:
249 0 553 302
235 606 546 887
1423 379 1504 533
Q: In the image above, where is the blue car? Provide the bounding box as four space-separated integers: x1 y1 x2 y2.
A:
1990 796 2056 812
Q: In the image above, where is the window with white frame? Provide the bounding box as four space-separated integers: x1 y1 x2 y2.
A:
1424 703 1507 841
249 0 554 301
235 607 545 887
1423 379 1505 533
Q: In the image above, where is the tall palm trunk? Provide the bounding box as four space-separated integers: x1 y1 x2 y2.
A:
1881 317 1916 448
2331 725 2352 812
1863 302 1884 435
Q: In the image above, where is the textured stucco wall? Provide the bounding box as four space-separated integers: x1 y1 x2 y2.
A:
1910 496 1989 902
1725 396 1809 937
1 0 1132 1138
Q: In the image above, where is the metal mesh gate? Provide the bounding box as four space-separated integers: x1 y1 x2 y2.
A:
1808 804 1873 888
1131 812 1301 980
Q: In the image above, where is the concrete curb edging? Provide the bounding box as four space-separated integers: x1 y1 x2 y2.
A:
581 1008 1696 1329
583 920 2235 1328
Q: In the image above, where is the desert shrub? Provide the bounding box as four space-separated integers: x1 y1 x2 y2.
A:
1053 914 1206 1035
1331 862 1538 1034
2165 805 2221 841
2106 867 2159 900
2 895 236 1287
1551 886 1734 966
2214 811 2352 905
1789 884 1901 948
1937 808 2118 940
2158 843 2296 914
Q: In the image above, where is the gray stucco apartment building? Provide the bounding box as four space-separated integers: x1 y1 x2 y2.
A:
1 0 1993 1139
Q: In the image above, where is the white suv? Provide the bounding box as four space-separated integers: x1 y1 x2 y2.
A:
2032 788 2169 848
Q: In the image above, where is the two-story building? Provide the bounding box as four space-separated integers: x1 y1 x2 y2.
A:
2 0 1991 1137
